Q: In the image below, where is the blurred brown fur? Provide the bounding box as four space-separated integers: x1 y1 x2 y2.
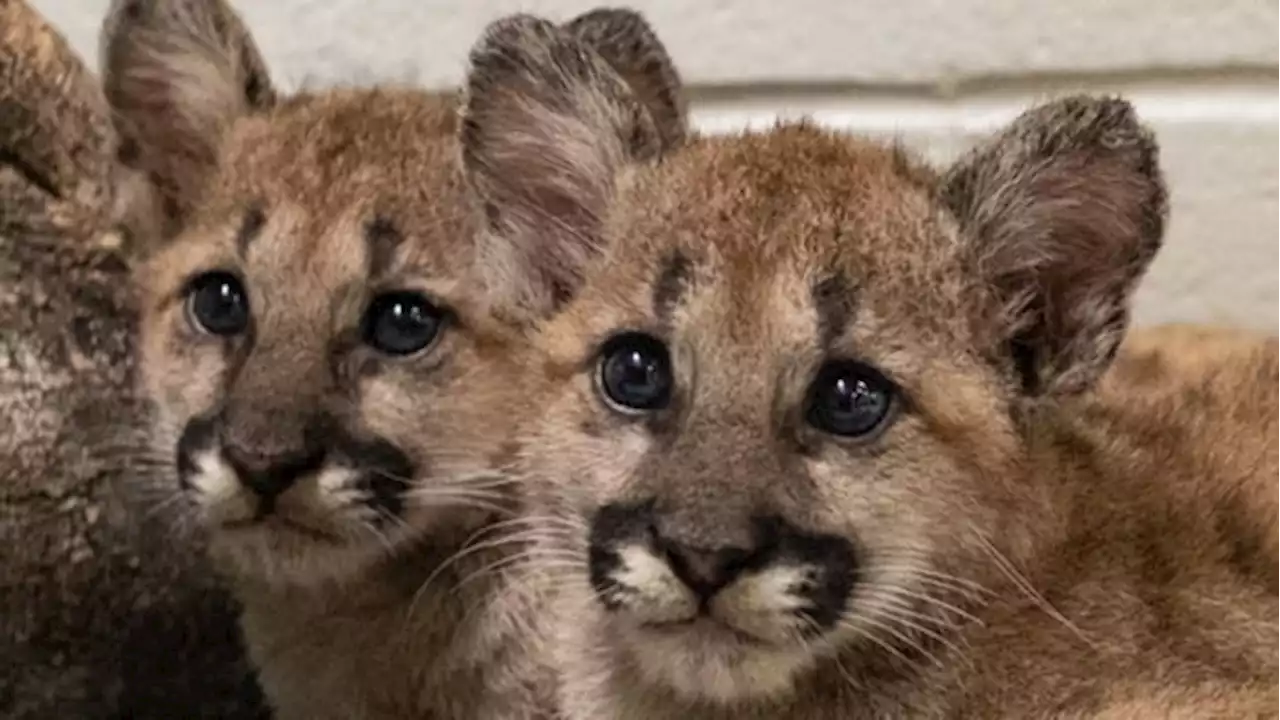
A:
1115 323 1277 387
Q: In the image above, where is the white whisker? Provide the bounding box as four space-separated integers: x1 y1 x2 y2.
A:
969 527 1095 650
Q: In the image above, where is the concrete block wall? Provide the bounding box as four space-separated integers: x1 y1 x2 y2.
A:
35 0 1279 330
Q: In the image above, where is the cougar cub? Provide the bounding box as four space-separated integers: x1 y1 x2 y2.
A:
108 1 684 717
457 20 1279 718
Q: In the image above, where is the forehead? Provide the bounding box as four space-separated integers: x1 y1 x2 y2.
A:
192 88 470 279
584 124 967 339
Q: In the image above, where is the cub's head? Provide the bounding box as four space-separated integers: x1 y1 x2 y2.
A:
109 1 685 587
461 23 1166 705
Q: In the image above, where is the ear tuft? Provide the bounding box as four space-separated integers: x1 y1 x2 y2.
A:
563 8 687 155
943 95 1167 397
100 0 276 239
461 13 659 317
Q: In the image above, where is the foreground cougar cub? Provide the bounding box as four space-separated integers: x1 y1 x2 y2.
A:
458 23 1279 717
109 1 684 717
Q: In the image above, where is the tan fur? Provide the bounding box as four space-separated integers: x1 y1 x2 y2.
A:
1116 323 1278 384
112 4 686 718
456 26 1278 717
1 0 262 715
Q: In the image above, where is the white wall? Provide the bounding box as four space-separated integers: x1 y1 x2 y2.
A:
34 0 1279 330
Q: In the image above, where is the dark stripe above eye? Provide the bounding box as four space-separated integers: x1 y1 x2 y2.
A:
365 214 404 278
235 202 267 256
652 250 693 322
812 272 856 347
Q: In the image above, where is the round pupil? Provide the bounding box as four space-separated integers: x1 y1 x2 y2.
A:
600 335 672 411
364 292 441 356
189 272 248 336
808 363 892 437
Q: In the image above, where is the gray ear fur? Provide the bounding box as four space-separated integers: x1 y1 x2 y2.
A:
563 7 687 155
100 0 277 239
461 13 666 317
942 95 1167 397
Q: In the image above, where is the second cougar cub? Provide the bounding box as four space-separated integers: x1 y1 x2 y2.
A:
455 21 1280 719
108 1 685 717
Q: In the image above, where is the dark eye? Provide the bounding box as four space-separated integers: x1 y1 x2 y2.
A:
805 360 895 438
186 271 249 336
597 332 673 413
361 291 443 356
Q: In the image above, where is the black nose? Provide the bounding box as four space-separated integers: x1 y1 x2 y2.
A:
660 541 755 601
224 444 326 500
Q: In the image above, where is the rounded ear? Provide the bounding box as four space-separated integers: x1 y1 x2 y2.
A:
461 14 662 318
100 0 277 240
563 7 687 155
942 95 1167 398
0 0 119 241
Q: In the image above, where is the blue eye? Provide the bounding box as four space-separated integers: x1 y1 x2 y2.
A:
186 272 249 336
805 360 895 437
361 291 443 356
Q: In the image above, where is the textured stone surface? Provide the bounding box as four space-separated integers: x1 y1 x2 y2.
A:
2 1 265 716
0 227 266 720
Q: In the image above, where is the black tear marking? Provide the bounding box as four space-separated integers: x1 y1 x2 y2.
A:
364 214 404 279
812 272 855 347
235 202 267 256
652 250 692 323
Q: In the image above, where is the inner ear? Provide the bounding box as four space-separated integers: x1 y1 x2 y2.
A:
461 14 659 318
563 8 687 156
943 95 1167 398
100 0 278 240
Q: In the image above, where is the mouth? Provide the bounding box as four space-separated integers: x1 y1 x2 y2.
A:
640 615 772 647
219 515 343 545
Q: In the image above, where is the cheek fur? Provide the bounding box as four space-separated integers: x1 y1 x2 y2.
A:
141 306 228 420
528 380 655 516
358 375 415 441
583 428 652 506
803 416 974 551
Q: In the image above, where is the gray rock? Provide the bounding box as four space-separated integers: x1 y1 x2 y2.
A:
0 1 265 716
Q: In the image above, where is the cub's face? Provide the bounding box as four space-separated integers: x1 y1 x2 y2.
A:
111 2 689 588
523 129 1027 701
458 29 1162 700
137 91 521 585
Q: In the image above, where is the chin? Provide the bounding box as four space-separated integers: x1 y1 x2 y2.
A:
621 618 815 704
208 519 386 588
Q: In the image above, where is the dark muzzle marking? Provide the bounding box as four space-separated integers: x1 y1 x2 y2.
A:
588 501 860 630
